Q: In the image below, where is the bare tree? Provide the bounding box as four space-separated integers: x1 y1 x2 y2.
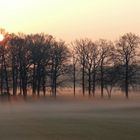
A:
10 33 31 97
28 34 53 96
102 45 119 99
70 45 78 96
9 34 20 96
50 41 70 97
74 39 91 96
116 33 140 98
86 43 100 96
97 39 114 98
84 41 100 96
0 29 10 96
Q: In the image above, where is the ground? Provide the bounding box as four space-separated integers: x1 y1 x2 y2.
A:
0 95 140 140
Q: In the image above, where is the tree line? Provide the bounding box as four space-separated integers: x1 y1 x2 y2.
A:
0 29 140 98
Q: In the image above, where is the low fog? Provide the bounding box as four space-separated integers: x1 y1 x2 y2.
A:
0 96 140 140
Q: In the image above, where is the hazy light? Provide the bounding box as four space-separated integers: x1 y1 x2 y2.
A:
0 0 140 42
0 34 4 42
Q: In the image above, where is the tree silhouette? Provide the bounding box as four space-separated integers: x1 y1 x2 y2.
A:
116 33 140 98
50 41 70 96
0 28 140 99
97 39 114 98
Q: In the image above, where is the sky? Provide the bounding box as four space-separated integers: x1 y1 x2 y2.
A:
0 0 140 42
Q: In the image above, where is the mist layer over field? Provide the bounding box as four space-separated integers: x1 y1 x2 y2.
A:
0 96 140 140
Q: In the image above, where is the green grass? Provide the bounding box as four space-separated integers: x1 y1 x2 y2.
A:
0 97 140 140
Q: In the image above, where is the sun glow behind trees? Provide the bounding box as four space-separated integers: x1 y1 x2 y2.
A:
0 34 4 42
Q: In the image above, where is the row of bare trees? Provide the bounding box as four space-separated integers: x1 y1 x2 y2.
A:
72 33 140 98
0 29 140 98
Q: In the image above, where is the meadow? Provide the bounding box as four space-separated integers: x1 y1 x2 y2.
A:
0 95 140 140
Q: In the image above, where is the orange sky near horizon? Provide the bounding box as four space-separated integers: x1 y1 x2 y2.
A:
0 0 140 42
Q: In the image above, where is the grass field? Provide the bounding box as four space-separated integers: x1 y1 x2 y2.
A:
0 96 140 140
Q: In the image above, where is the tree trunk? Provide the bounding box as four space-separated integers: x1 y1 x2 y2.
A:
37 64 41 96
32 64 36 96
21 67 27 97
0 58 3 95
73 63 76 96
52 76 57 97
54 76 57 97
92 70 96 96
53 68 57 97
19 62 22 95
42 79 46 96
51 62 57 97
3 53 10 96
12 60 18 96
82 64 85 96
42 67 46 96
88 69 91 96
101 63 104 98
125 62 129 98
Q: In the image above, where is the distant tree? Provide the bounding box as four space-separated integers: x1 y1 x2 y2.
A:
28 34 53 96
72 51 77 96
89 43 100 96
19 35 31 97
69 45 78 96
84 40 94 96
116 33 140 98
9 33 31 97
74 39 90 96
104 66 119 98
97 39 114 98
50 41 70 97
9 34 20 96
0 29 10 96
84 41 100 96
